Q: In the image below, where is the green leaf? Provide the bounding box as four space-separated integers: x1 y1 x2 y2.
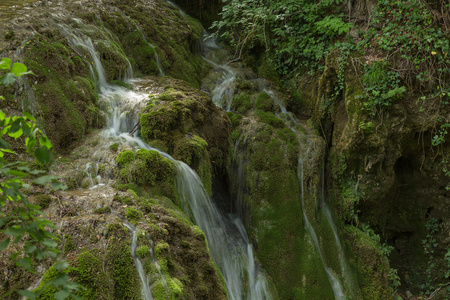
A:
0 138 11 149
0 58 11 70
1 148 15 154
0 238 10 251
0 217 8 227
4 227 23 237
49 273 70 287
54 289 71 300
39 136 52 149
54 261 70 271
8 169 27 177
42 238 58 249
33 175 56 185
10 63 27 77
16 258 34 272
18 290 36 299
25 245 37 254
0 73 16 85
29 169 46 175
8 127 23 139
35 146 50 164
22 112 36 122
51 182 67 191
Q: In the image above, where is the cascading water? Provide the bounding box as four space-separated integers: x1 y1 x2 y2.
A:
177 163 272 300
58 18 273 300
123 223 154 300
202 34 356 298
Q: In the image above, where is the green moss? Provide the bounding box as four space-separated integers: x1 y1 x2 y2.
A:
122 30 159 76
111 80 133 89
116 150 135 166
126 207 143 223
100 1 204 87
257 56 280 85
227 111 243 129
33 194 52 209
255 92 275 112
151 276 183 300
23 34 103 151
136 245 150 259
255 110 285 128
105 233 140 300
343 225 392 299
154 242 170 259
64 234 76 253
231 92 253 113
75 251 113 299
35 266 60 299
95 206 111 214
235 123 334 299
174 135 212 194
4 31 15 40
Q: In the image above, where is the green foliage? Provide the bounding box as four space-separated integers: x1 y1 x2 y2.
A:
360 0 450 92
421 218 440 295
0 57 33 85
316 15 353 36
34 263 81 300
0 59 79 299
358 61 406 114
361 223 393 257
212 0 353 75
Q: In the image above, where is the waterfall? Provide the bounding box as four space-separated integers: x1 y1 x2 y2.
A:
299 159 346 299
177 162 272 300
201 31 356 298
57 18 274 299
123 223 154 300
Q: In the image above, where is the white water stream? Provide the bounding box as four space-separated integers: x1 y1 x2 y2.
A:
59 17 273 300
202 34 354 299
124 223 154 300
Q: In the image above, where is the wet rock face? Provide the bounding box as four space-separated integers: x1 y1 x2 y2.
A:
314 51 450 295
139 77 231 191
170 0 223 28
0 0 205 152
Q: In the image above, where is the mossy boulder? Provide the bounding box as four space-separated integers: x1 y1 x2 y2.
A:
140 77 231 187
311 49 450 296
231 117 334 299
100 0 205 87
21 33 104 151
116 149 177 199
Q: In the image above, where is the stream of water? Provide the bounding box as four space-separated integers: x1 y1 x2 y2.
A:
202 34 355 299
59 16 273 299
124 223 154 300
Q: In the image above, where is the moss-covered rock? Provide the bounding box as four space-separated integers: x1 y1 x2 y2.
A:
140 77 230 188
230 118 333 299
22 33 103 151
312 49 450 297
75 250 114 299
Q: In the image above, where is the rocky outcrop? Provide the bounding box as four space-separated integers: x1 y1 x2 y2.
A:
312 49 450 297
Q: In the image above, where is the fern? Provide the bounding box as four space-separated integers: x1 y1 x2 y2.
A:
315 15 354 37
